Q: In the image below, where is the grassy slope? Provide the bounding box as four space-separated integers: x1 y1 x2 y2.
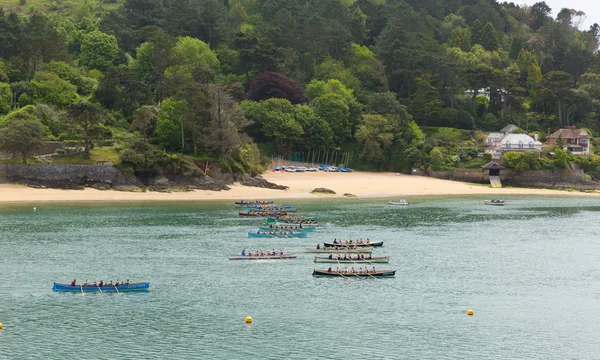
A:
50 146 120 165
0 0 119 18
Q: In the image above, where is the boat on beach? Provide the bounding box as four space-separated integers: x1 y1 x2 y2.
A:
313 256 389 263
52 282 150 292
248 231 308 238
389 199 408 205
484 199 505 206
304 247 373 253
235 200 274 206
323 241 383 248
312 269 395 277
228 253 297 260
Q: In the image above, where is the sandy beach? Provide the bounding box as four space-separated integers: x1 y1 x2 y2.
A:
0 171 597 203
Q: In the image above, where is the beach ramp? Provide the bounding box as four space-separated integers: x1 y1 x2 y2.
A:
489 175 502 188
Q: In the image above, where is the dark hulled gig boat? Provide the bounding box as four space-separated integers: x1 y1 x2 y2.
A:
228 252 297 260
235 200 274 206
52 282 150 292
239 211 290 217
312 269 395 277
323 241 383 248
313 256 389 263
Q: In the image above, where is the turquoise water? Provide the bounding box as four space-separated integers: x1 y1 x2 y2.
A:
1 196 600 359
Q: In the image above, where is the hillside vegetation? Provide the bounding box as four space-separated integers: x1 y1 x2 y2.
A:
0 0 599 178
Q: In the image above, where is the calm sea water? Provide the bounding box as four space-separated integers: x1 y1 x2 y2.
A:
1 196 600 359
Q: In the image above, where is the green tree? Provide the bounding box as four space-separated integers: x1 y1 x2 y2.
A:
168 36 221 83
0 117 45 163
0 82 12 114
411 74 442 125
79 30 119 72
154 98 187 152
313 93 351 146
132 105 158 143
355 114 394 164
542 71 574 126
66 101 105 157
429 148 443 166
480 23 498 51
293 105 334 150
30 72 79 108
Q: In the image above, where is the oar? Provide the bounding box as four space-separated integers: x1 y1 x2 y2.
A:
80 284 84 296
348 257 379 280
96 284 103 294
113 284 120 294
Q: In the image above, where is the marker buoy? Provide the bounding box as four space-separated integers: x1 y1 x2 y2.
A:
0 323 3 329
245 316 253 324
467 309 474 316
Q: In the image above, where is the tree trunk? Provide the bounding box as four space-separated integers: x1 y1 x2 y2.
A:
471 89 479 110
22 151 27 164
556 98 563 126
84 125 90 158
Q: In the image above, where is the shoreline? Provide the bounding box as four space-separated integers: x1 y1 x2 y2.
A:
0 171 598 203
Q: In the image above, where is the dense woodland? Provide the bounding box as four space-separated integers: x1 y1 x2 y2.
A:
0 0 599 175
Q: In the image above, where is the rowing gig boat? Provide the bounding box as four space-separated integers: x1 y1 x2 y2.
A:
324 241 383 248
239 212 289 217
235 200 274 206
248 231 308 238
246 205 294 211
259 225 316 232
313 256 389 263
228 253 297 260
304 247 372 253
266 217 318 223
312 270 395 277
52 282 150 292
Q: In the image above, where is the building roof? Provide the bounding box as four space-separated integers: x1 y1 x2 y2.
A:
486 132 504 140
498 134 541 146
548 127 591 140
481 161 505 169
499 124 519 134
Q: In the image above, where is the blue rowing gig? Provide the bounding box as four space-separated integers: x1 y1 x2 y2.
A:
248 231 308 238
52 282 150 292
259 225 316 232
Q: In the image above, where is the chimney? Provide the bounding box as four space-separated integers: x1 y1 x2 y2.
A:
534 133 538 141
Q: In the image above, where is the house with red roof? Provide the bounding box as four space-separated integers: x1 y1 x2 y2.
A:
545 126 591 155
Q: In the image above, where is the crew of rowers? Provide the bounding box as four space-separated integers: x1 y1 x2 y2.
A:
268 224 309 230
327 253 372 260
332 238 371 245
256 230 294 235
70 279 129 287
315 244 361 250
241 249 285 256
249 205 291 211
327 267 377 274
237 200 273 205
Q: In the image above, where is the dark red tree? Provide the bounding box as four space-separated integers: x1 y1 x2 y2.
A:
247 72 308 104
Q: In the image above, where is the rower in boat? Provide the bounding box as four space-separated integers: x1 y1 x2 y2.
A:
328 267 332 273
70 279 76 286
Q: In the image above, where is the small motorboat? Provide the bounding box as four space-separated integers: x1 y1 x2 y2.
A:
484 199 505 206
389 199 408 205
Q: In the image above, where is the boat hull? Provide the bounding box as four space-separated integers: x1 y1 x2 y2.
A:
314 256 389 263
484 201 505 206
248 232 308 238
266 217 318 223
304 248 372 253
52 282 150 292
239 212 289 217
323 241 383 248
246 206 294 211
389 201 408 205
312 270 395 277
228 254 297 260
235 201 274 206
259 226 316 232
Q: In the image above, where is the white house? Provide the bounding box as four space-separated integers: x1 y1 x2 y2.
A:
485 133 542 159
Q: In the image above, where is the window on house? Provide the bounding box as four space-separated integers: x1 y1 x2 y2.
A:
580 139 588 143
529 141 534 148
518 141 524 148
505 141 511 148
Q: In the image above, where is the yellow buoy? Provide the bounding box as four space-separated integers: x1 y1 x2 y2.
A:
467 309 474 316
0 323 3 329
245 316 253 324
